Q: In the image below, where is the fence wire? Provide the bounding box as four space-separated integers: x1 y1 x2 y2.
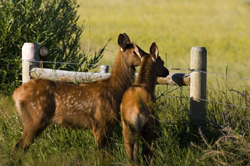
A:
156 69 250 111
169 67 250 81
3 62 250 132
20 60 250 111
162 95 250 110
23 60 250 81
23 60 113 67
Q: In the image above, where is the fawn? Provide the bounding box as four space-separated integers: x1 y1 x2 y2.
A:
120 42 169 165
12 33 146 157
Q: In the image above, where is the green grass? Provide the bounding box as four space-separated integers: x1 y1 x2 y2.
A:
78 0 250 78
1 85 250 165
78 0 250 94
1 0 250 165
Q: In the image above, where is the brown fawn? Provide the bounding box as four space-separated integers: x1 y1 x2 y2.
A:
120 42 169 164
12 33 146 157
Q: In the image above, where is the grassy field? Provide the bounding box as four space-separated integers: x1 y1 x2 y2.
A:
1 0 250 165
1 87 250 165
78 0 250 76
77 0 250 91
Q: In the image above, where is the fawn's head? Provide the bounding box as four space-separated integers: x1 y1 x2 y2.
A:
149 42 169 77
118 33 145 67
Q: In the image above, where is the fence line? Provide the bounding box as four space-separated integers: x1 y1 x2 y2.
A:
158 94 250 110
21 43 250 136
193 97 250 109
24 59 250 81
193 70 250 81
170 69 250 81
156 84 183 99
161 68 250 81
23 60 113 67
19 61 250 111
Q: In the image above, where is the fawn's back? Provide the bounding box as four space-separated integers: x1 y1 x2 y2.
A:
13 79 119 129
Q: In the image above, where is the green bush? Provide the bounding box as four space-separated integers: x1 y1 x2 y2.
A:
0 0 106 95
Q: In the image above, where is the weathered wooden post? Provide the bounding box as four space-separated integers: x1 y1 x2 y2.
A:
190 47 207 134
22 43 40 84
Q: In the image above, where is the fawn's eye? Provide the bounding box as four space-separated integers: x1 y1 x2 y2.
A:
133 51 136 55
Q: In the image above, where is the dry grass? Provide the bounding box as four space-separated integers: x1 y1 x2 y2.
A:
193 129 250 165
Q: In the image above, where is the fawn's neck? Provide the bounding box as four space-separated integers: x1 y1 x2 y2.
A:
135 55 156 92
109 50 136 94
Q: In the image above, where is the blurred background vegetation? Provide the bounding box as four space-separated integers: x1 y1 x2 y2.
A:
0 0 106 95
77 0 250 101
78 0 250 91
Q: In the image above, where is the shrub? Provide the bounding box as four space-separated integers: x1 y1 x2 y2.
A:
0 0 106 95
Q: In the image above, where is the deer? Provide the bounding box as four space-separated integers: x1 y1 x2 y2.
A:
12 33 146 158
120 42 169 165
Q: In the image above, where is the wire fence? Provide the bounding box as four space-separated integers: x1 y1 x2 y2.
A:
2 60 250 131
22 60 250 110
24 60 114 67
157 67 250 130
11 61 250 122
157 68 250 109
23 60 250 81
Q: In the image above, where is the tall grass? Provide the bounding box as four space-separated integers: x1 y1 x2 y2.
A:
1 84 250 165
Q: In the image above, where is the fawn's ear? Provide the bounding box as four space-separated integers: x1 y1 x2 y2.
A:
150 42 159 62
118 33 130 50
118 34 126 50
133 43 143 59
123 33 131 43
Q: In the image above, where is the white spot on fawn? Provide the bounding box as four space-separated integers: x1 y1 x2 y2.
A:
31 102 36 110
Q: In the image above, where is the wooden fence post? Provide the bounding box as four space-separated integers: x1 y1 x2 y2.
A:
22 43 40 84
190 47 207 134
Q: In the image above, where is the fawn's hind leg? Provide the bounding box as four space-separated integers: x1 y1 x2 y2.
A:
92 125 113 162
122 121 140 163
12 118 50 158
141 129 157 165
